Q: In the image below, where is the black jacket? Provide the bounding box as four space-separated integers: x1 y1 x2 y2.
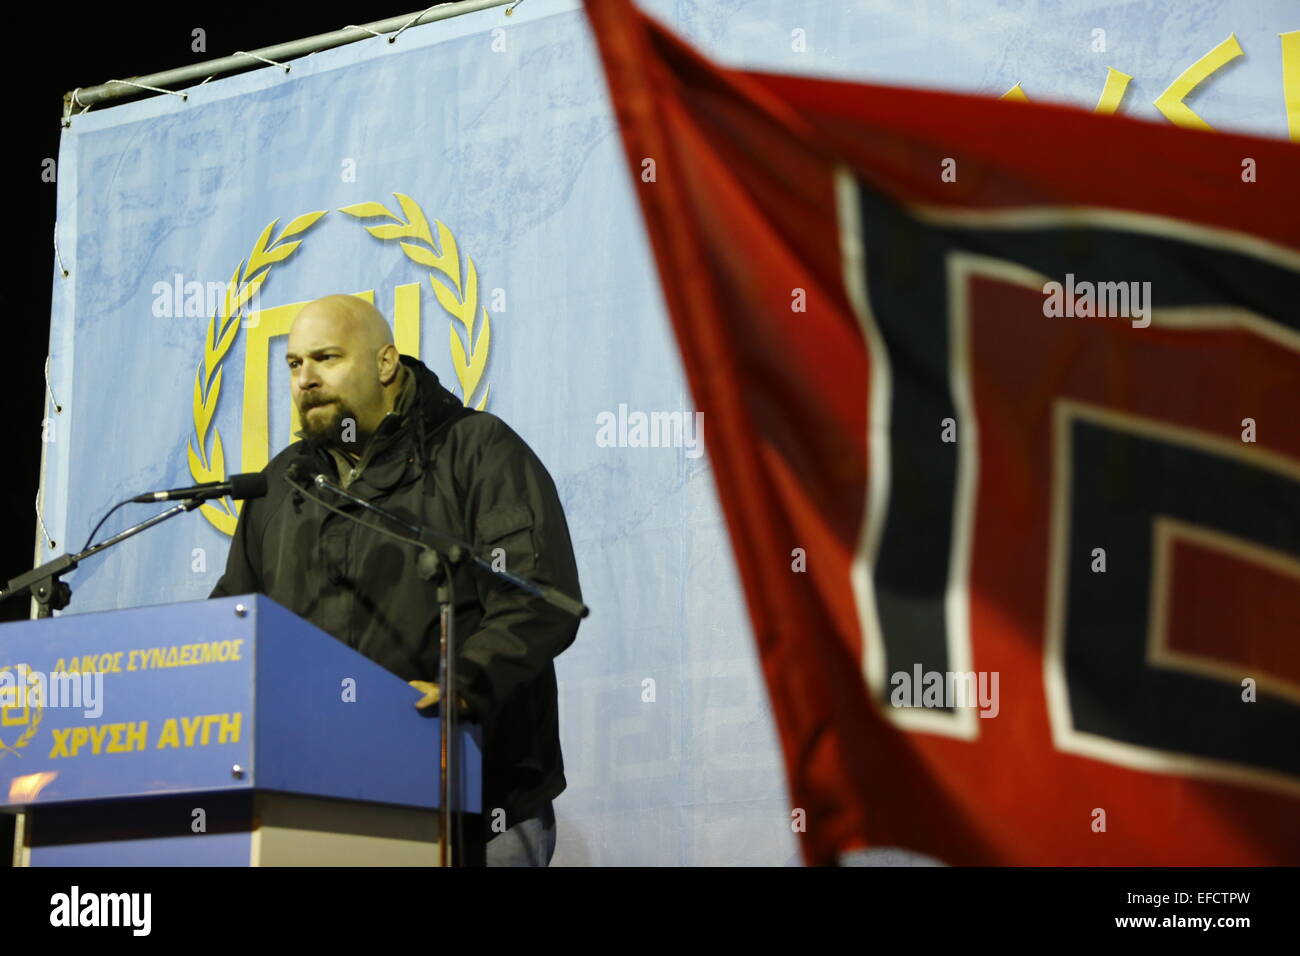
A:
209 354 583 829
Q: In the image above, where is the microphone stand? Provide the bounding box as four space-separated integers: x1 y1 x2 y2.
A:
1 498 207 619
285 470 465 865
284 468 587 867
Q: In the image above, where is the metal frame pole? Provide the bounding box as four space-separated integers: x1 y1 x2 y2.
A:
63 0 515 122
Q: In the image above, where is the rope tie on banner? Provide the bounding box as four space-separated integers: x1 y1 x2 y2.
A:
44 356 62 415
99 79 189 102
233 51 290 72
36 351 62 548
35 492 55 551
505 0 525 14
53 222 68 278
62 88 92 126
390 5 444 43
344 24 386 39
35 353 60 554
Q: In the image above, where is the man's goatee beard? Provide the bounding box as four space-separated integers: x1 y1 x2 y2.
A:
299 404 364 454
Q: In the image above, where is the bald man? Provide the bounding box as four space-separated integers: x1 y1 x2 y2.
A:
210 293 583 867
288 294 404 455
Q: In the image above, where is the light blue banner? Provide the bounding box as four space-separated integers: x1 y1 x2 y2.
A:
42 0 1294 865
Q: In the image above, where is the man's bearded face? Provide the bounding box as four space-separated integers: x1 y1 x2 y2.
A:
287 300 392 453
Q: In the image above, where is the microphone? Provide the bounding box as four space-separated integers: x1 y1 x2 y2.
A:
131 473 267 503
282 457 589 619
286 458 319 486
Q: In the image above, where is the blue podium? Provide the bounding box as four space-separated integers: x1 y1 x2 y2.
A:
0 594 481 866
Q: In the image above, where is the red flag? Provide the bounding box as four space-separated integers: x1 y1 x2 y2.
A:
583 0 1300 865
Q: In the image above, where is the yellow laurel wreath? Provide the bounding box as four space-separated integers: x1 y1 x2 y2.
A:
188 212 327 536
339 193 493 410
189 195 493 538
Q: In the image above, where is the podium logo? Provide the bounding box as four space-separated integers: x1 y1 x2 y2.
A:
50 886 151 936
0 664 107 757
187 193 500 537
0 663 45 758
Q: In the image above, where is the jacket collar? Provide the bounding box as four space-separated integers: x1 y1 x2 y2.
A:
325 362 415 473
400 353 472 451
299 354 472 492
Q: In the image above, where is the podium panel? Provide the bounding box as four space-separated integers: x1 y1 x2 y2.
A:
0 595 482 866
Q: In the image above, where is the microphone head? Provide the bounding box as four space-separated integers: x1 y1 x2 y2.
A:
286 457 319 485
228 472 268 500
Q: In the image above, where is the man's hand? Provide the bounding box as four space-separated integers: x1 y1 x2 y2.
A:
408 679 471 715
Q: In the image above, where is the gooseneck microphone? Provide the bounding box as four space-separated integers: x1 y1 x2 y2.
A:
131 473 268 503
284 458 589 619
5 470 270 618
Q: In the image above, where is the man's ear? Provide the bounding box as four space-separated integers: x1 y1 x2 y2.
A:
378 343 401 386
